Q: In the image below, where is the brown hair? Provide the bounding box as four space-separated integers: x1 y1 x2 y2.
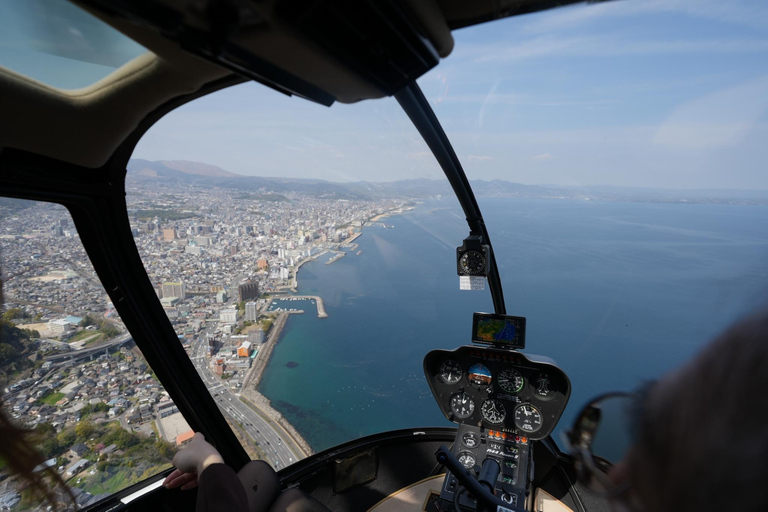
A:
0 270 74 509
629 309 768 512
0 400 76 509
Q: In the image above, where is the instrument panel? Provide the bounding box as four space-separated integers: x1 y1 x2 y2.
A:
424 346 570 440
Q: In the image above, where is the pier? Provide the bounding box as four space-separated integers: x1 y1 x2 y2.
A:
292 295 327 318
266 295 327 318
326 252 345 265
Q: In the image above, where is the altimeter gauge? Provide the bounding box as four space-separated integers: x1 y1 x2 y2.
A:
513 403 543 433
450 392 476 419
481 399 507 425
497 368 525 394
439 360 462 384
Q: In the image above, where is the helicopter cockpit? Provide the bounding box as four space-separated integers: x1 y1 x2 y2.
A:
1 1 767 512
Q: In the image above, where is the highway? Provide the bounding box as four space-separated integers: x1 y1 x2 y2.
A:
190 330 299 468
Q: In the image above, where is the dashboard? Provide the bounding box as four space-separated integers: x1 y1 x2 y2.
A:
424 346 571 509
423 346 570 440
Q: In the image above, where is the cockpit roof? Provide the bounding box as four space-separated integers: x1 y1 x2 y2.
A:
0 0 604 169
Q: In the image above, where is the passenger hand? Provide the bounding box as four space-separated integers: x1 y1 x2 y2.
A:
163 468 199 490
163 432 225 490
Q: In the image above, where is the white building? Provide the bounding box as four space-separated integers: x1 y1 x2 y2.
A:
47 319 74 334
245 302 258 322
219 308 237 324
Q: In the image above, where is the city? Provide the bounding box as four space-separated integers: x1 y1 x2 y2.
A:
0 177 411 510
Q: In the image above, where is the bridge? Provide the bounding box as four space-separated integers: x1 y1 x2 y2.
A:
45 333 134 363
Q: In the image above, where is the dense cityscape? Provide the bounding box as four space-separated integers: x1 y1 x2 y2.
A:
0 176 410 510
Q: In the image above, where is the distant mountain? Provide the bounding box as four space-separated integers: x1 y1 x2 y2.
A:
158 160 241 177
128 159 240 178
126 159 768 205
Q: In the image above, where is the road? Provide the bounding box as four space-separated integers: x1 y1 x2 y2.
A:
190 332 298 467
188 274 300 468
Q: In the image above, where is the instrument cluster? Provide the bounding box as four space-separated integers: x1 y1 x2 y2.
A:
423 346 570 440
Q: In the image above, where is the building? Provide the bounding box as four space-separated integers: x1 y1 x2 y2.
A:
237 341 252 358
176 430 195 446
156 399 179 418
160 297 180 307
216 290 227 303
248 328 264 344
212 358 225 376
238 282 260 302
48 318 75 334
161 282 186 300
245 302 258 322
219 308 237 324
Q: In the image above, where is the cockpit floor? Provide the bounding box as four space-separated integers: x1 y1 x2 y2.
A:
367 475 444 512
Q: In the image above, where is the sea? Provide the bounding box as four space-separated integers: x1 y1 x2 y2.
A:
258 197 768 453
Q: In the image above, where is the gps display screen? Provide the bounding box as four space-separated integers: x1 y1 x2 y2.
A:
472 313 526 349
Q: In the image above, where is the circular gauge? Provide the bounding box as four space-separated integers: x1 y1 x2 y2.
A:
458 250 486 275
481 399 507 425
497 368 525 394
458 452 476 469
468 363 492 388
462 431 479 448
439 360 462 384
450 392 476 419
514 403 543 433
533 373 556 401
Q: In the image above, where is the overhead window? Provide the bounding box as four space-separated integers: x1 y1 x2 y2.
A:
0 0 147 89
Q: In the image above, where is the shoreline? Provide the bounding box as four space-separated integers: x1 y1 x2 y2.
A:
250 205 410 457
241 311 313 458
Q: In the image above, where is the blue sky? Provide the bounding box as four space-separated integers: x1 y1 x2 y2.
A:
130 0 768 188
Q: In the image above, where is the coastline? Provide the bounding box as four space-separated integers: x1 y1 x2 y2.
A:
249 205 409 457
241 311 313 458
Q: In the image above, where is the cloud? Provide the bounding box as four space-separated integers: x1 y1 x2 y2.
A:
531 153 554 161
653 76 768 149
466 155 494 161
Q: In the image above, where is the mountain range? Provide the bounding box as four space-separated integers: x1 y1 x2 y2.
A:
127 159 768 205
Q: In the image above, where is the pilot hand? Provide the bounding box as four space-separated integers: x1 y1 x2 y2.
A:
163 432 225 490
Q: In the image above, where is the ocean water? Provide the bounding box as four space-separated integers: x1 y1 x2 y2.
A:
259 197 768 452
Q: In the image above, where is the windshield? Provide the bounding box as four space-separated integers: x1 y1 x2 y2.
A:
420 0 768 428
127 0 768 465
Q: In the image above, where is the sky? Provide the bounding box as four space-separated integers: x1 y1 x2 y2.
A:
15 0 766 189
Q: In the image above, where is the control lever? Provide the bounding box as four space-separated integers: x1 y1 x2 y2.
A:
477 458 501 494
436 445 525 512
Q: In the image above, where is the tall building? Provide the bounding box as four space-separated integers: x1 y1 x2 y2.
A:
161 282 186 300
245 302 258 322
238 282 259 302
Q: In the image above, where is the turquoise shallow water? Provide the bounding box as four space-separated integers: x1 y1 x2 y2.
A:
259 197 768 451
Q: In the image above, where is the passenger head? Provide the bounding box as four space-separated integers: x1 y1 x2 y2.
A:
622 309 768 512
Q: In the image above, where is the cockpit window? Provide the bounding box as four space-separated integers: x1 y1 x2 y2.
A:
0 0 147 89
419 0 768 434
0 200 178 509
128 85 493 460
